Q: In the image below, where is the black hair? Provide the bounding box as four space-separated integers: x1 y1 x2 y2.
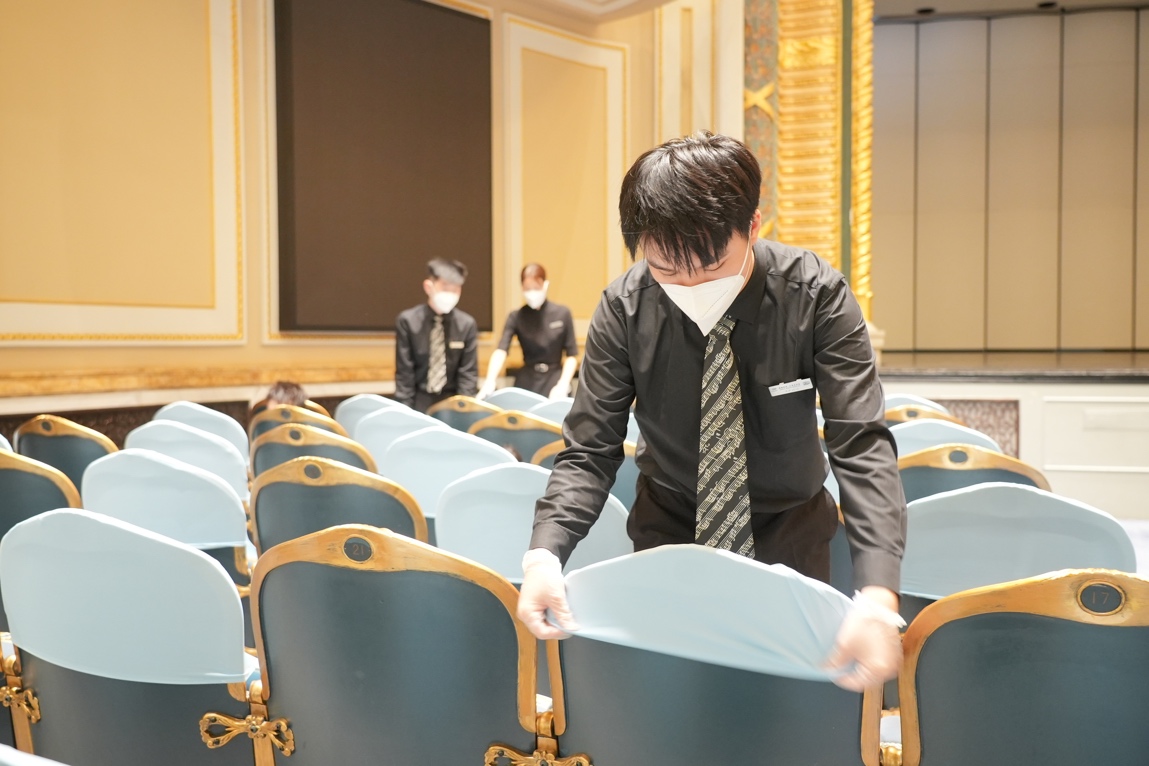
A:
427 258 468 286
520 263 547 283
265 380 307 407
619 132 761 275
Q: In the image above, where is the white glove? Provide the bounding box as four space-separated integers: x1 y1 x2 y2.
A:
548 380 570 400
517 548 577 640
476 380 496 401
823 592 905 691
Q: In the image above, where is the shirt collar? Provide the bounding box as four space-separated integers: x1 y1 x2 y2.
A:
727 240 767 325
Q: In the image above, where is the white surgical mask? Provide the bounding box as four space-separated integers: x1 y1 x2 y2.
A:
430 291 460 314
523 281 549 310
658 235 753 335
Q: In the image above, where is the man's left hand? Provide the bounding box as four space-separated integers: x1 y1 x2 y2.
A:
823 586 903 691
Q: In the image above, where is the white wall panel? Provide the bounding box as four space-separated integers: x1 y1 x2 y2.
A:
871 24 918 349
985 16 1061 350
915 20 988 349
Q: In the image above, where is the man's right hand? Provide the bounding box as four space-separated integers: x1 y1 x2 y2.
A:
517 548 578 640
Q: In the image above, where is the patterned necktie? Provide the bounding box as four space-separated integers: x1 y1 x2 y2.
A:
426 315 447 394
695 316 755 558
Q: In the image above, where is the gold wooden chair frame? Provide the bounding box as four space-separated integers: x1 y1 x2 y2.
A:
884 406 965 427
14 415 117 455
530 439 636 469
249 406 348 441
249 456 427 553
467 411 562 438
897 444 1050 491
896 569 1149 766
249 424 377 475
0 451 82 508
251 398 329 419
426 395 502 420
0 635 40 752
201 525 584 765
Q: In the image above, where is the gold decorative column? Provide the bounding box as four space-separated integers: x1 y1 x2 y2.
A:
851 0 875 320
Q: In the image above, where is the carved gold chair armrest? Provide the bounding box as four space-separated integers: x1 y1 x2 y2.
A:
200 680 294 764
0 634 40 752
484 711 590 766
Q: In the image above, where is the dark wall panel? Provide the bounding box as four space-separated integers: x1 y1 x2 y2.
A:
276 0 492 331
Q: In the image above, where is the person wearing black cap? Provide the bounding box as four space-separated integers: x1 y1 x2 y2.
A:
478 263 579 400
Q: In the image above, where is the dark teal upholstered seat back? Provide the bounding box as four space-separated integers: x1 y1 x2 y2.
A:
252 441 369 477
16 435 110 493
251 416 338 441
556 636 865 765
610 453 639 509
20 651 251 766
257 564 532 763
430 408 491 433
471 426 557 464
914 614 1149 765
900 467 1039 503
0 470 75 631
255 483 416 551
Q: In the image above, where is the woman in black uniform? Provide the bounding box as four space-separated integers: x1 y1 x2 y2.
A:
478 263 579 399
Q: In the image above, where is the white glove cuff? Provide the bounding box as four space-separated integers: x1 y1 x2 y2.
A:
522 548 562 574
851 592 907 629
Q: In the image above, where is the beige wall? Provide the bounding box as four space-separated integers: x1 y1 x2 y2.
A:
872 10 1148 352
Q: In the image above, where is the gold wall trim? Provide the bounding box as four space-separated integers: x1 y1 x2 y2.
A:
775 0 842 272
851 0 874 320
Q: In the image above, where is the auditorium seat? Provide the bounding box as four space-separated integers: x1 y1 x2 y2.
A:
250 456 426 554
0 744 64 765
531 439 640 511
218 525 555 765
0 453 80 632
554 545 878 765
895 569 1149 766
0 435 11 452
153 401 249 463
125 421 249 501
332 393 402 434
626 411 640 443
354 408 446 471
890 419 1002 457
249 405 348 442
883 394 951 415
0 510 255 766
426 395 503 432
251 398 329 419
885 405 965 428
469 411 562 463
528 397 575 424
250 424 375 478
435 463 631 584
485 386 548 411
898 444 1049 503
381 428 516 544
14 415 117 493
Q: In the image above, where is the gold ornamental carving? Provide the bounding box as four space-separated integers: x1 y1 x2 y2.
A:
200 711 295 756
485 743 591 766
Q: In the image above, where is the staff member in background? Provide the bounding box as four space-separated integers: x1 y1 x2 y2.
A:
394 259 479 412
478 264 579 400
517 132 908 692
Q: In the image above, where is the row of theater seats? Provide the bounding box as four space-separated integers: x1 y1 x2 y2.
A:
0 388 1144 764
0 509 1142 766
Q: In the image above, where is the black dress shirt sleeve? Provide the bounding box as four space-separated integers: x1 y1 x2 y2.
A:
394 311 417 408
529 291 633 564
457 315 480 396
497 310 519 353
814 275 907 592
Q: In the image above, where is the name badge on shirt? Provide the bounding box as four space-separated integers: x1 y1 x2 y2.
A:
448 341 465 349
549 320 564 329
769 378 813 397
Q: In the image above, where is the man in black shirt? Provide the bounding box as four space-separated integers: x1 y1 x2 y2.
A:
518 133 908 691
394 259 479 412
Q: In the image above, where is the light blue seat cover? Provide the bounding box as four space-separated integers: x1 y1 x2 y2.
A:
82 449 248 549
124 421 249 501
485 387 548 412
884 394 950 415
562 545 853 681
354 407 445 471
902 482 1137 599
0 434 11 452
890 419 1001 457
435 463 631 584
152 401 248 465
527 398 574 425
381 428 516 519
334 393 403 435
0 744 67 765
0 509 251 684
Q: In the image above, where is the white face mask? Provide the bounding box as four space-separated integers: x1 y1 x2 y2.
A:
658 236 753 335
523 281 549 310
430 290 460 314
